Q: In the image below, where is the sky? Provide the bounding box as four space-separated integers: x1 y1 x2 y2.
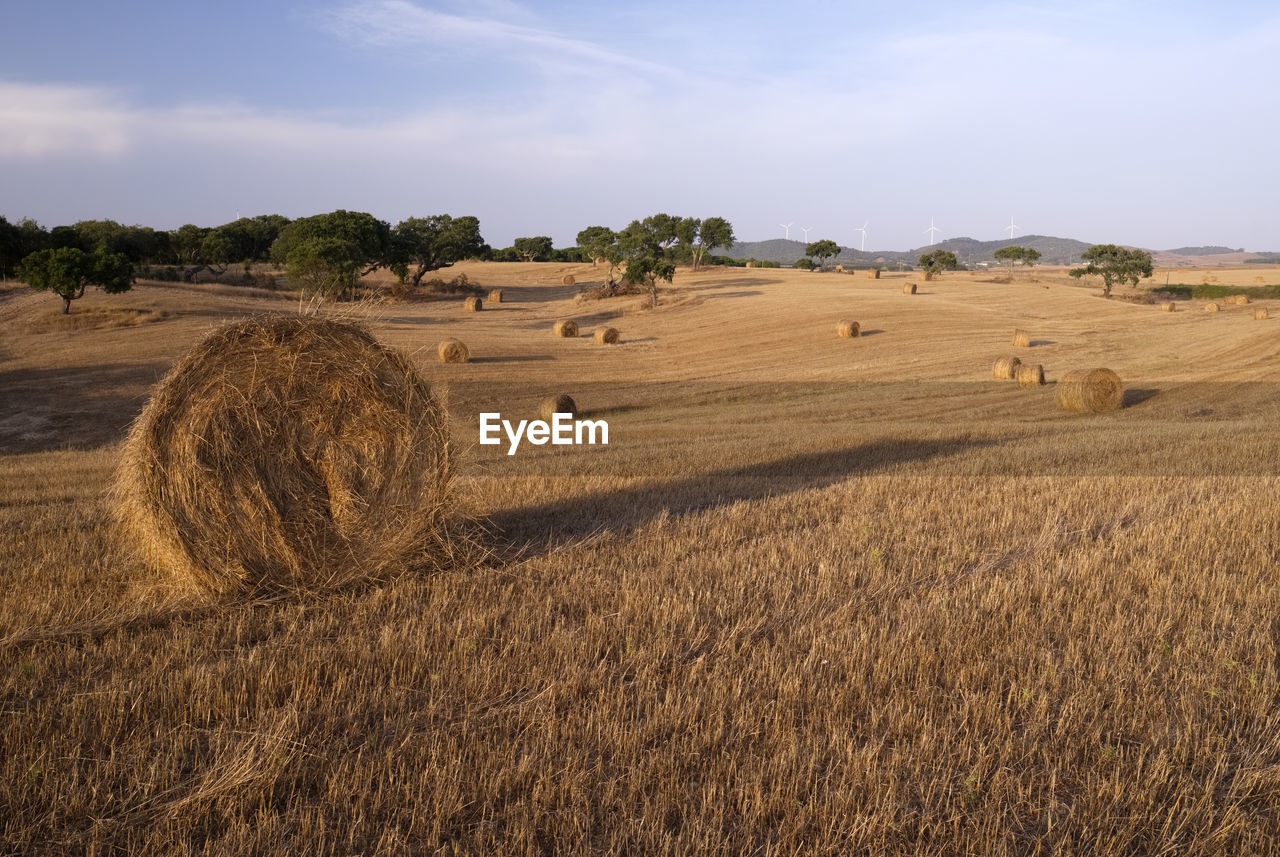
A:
2 0 1278 251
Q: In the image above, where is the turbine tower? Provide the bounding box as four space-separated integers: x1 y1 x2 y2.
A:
801 226 813 243
779 222 794 240
1006 216 1018 240
924 217 940 246
855 221 869 252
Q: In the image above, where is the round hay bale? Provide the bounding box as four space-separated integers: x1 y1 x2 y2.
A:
114 316 451 597
463 296 482 312
745 261 755 268
1055 368 1123 414
923 271 935 281
1234 294 1251 305
1161 301 1176 312
1011 329 1031 348
836 319 860 338
835 265 844 272
594 327 620 344
992 355 1022 379
1015 363 1045 388
539 394 577 422
1255 307 1269 320
553 319 578 338
562 274 576 286
1204 302 1220 312
438 339 470 363
867 269 881 279
903 283 917 294
487 288 503 303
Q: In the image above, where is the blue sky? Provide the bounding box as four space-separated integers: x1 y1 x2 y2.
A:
2 1 1278 251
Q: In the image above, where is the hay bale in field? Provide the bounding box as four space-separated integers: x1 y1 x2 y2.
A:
114 316 452 598
1204 302 1220 312
835 265 844 272
1255 307 1269 320
594 327 620 344
463 296 482 312
438 339 470 363
745 261 755 268
867 269 880 279
1161 302 1177 312
923 271 935 281
903 283 917 294
487 288 503 303
553 319 578 338
1011 329 1031 347
562 274 576 286
1015 363 1045 388
1232 294 1251 305
539 394 577 422
992 355 1022 379
836 319 860 338
1055 368 1123 414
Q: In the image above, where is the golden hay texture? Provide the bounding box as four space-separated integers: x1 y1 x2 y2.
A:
992 355 1022 380
114 316 452 598
438 339 470 363
835 265 844 272
1015 363 1045 388
836 319 860 338
745 261 755 268
487 289 503 303
1055 368 1124 414
1011 329 1031 348
463 296 482 312
924 271 935 281
538 394 578 422
903 283 917 294
1255 307 1269 320
594 327 620 345
867 269 881 279
562 274 576 286
1205 302 1220 312
1161 302 1177 312
553 320 579 338
1229 294 1251 305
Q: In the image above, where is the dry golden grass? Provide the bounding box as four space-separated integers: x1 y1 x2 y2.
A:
4 265 1280 854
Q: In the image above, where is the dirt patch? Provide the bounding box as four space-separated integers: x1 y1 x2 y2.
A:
22 307 171 333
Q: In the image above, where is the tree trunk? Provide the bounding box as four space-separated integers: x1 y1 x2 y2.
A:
62 295 71 314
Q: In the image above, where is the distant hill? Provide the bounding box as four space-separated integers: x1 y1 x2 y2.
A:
1165 246 1243 255
719 234 1094 267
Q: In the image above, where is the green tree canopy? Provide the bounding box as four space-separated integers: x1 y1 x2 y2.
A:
270 210 391 298
17 247 133 314
918 249 959 275
576 226 622 284
993 245 1042 274
805 239 840 269
512 236 554 262
390 215 485 287
1069 244 1153 297
619 217 677 307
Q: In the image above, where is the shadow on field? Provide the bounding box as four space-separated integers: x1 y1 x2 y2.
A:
1123 388 1160 408
488 435 996 548
470 355 555 364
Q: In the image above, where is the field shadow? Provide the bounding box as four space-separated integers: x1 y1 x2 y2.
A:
1123 388 1160 408
857 329 885 337
707 290 763 300
1030 339 1057 347
469 355 555 365
488 435 997 551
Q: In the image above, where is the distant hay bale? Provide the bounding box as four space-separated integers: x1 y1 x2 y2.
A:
1230 294 1250 305
1011 329 1031 347
1015 363 1045 388
463 296 482 312
836 319 860 338
923 271 935 281
867 269 880 279
1055 368 1123 414
487 288 503 303
114 316 452 598
594 327 620 344
1204 302 1220 312
438 339 470 363
992 355 1022 379
553 319 578 338
835 265 844 272
903 283 917 294
539 394 577 422
1255 307 1269 320
1161 302 1177 312
562 274 576 286
745 261 755 268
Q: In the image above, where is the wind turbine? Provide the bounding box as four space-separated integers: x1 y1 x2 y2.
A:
801 226 813 243
924 217 940 246
779 222 794 240
1006 216 1018 240
855 221 869 252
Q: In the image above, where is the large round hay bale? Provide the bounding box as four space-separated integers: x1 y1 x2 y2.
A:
114 316 451 598
562 274 576 286
1161 301 1176 312
1015 363 1045 388
463 296 482 312
836 319 860 338
553 319 578 338
487 288 503 303
903 282 917 294
867 269 881 279
992 355 1022 380
1233 294 1251 305
539 394 577 422
1011 329 1031 347
438 339 470 363
1205 302 1220 312
1255 307 1269 320
1055 368 1123 414
594 327 620 344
